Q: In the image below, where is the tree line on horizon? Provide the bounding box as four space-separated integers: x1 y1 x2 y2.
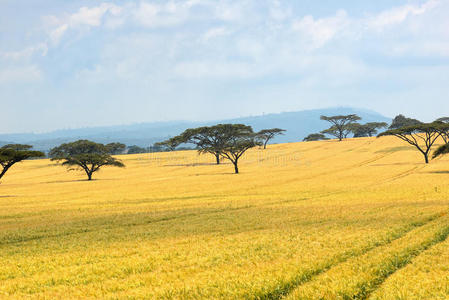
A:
0 125 286 180
304 113 449 164
303 114 388 142
1 114 449 182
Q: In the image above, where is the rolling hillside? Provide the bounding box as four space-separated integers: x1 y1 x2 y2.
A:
1 136 448 298
0 107 390 151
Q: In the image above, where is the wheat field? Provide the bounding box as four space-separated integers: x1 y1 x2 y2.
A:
1 136 449 299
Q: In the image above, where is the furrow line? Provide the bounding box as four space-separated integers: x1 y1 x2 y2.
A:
350 226 449 300
251 213 441 300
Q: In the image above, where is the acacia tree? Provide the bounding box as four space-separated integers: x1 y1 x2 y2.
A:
320 114 361 141
178 126 228 164
0 144 44 181
435 117 449 143
377 123 443 163
49 140 125 180
154 136 183 152
217 124 260 174
106 143 126 155
347 123 364 137
389 114 422 129
436 117 449 123
433 143 449 159
303 133 329 142
350 122 388 137
127 145 148 154
257 128 286 149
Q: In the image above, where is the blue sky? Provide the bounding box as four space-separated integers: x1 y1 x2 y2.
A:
1 0 449 133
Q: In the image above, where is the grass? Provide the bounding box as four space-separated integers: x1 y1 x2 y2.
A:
0 136 448 298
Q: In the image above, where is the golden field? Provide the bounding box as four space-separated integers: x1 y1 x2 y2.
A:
1 136 449 299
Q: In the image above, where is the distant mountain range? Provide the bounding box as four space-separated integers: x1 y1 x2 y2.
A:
1 107 391 152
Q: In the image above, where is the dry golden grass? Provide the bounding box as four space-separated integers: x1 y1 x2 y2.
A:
0 136 449 299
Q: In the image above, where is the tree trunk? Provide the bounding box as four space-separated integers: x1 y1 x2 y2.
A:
233 161 239 174
215 153 220 165
0 165 10 180
424 153 429 164
264 140 268 149
86 171 93 180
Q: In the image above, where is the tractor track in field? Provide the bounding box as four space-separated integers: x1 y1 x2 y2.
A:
349 224 449 300
0 205 258 246
379 164 427 185
287 156 427 203
0 194 338 246
277 152 394 186
0 191 347 246
251 212 445 300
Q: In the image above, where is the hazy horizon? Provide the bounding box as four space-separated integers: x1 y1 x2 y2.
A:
2 0 448 133
1 106 390 135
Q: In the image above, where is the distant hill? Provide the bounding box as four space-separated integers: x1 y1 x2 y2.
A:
0 107 390 152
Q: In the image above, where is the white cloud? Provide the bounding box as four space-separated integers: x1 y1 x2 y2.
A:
174 60 255 79
1 43 48 60
289 0 444 50
49 24 68 44
70 4 121 27
133 1 201 28
0 65 43 83
5 0 449 85
47 3 123 44
269 0 292 21
82 4 121 25
202 27 231 41
367 0 439 30
292 9 350 49
58 0 448 84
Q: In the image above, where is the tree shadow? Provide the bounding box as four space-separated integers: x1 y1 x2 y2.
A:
189 172 238 176
426 170 449 174
42 179 90 184
375 146 414 153
163 162 230 167
42 178 116 184
372 162 423 167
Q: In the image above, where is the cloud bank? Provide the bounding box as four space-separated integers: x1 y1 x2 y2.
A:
1 0 448 132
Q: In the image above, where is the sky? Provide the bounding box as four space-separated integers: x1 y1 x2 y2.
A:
1 0 449 133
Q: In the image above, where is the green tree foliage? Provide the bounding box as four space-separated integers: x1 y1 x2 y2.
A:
348 123 366 137
1 144 33 151
214 124 260 174
378 123 443 163
173 124 259 172
303 133 329 142
177 126 229 164
0 144 44 181
389 114 422 130
49 140 124 180
350 122 388 137
127 145 149 154
105 143 126 155
256 128 286 149
433 143 449 159
154 136 184 152
435 117 449 143
320 114 361 141
436 117 449 123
